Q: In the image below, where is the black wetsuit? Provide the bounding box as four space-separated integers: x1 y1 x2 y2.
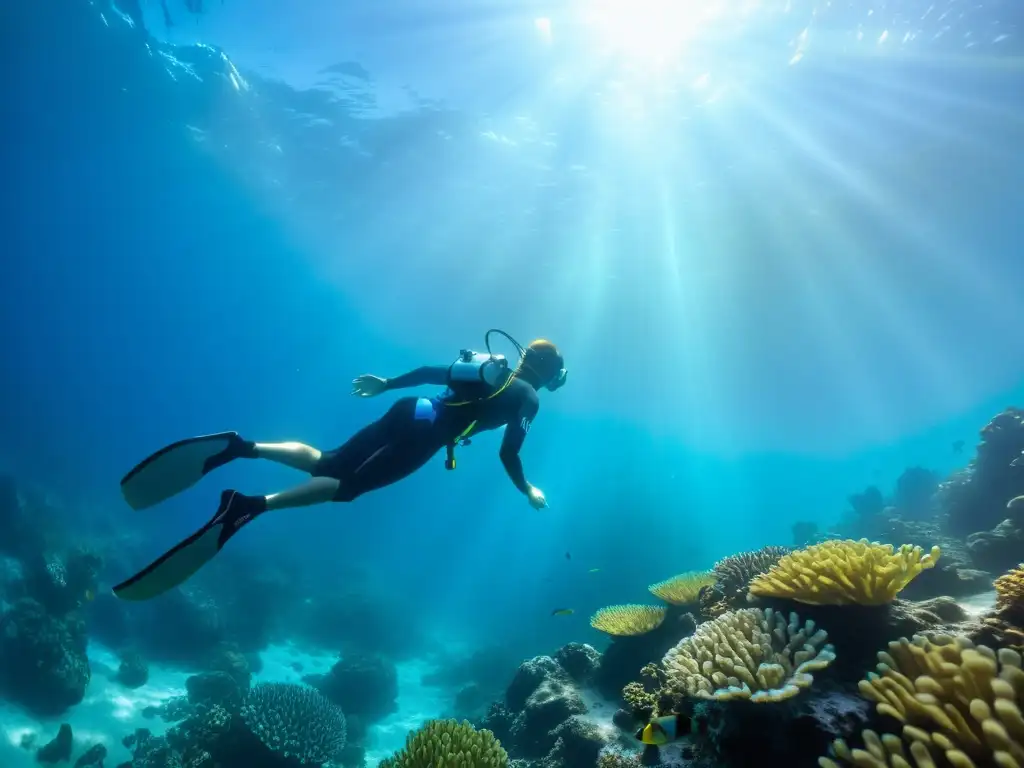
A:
312 366 540 502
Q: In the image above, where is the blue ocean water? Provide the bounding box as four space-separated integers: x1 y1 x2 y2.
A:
0 0 1022 767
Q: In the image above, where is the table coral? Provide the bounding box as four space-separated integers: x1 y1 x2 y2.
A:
648 571 717 606
589 605 667 637
748 539 940 606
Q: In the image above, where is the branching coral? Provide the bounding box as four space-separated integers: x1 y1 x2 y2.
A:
379 719 507 768
622 664 664 719
241 682 346 765
648 571 717 606
660 607 835 703
710 546 790 608
698 585 730 620
996 565 1024 610
590 605 667 637
597 748 643 768
748 538 940 606
820 634 1024 768
985 565 1024 648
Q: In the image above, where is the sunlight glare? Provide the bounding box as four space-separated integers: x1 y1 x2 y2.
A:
534 17 553 44
580 0 758 65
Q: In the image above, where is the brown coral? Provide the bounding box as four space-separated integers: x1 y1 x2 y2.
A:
748 539 940 606
711 546 790 607
648 571 717 606
590 605 667 636
821 634 1024 768
698 584 729 619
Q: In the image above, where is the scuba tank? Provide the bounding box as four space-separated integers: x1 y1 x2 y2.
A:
447 349 509 388
441 332 523 471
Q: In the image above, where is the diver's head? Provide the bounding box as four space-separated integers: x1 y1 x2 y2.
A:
519 339 567 392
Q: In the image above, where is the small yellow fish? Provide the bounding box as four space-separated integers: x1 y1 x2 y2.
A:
635 713 707 745
551 608 574 617
83 589 95 602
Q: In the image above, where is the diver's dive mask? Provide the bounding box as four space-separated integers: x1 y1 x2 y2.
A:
546 367 567 392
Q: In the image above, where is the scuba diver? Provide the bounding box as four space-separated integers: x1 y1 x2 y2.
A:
113 331 567 601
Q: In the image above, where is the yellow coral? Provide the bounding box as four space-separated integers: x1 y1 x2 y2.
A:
821 634 1024 768
661 607 835 703
748 538 940 606
996 564 1024 609
379 719 507 768
590 605 667 636
648 571 717 606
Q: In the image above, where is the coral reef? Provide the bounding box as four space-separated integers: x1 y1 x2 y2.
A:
880 518 992 600
511 667 587 757
966 498 1024 576
647 572 716 606
593 611 698 702
0 597 90 715
982 564 1024 649
937 407 1024 535
293 590 424 661
37 723 74 764
846 487 888 535
659 608 836 704
484 646 620 766
424 645 524 701
821 634 1024 768
115 650 150 689
554 643 601 685
892 466 939 520
379 719 507 768
995 565 1024 609
748 539 941 606
241 682 347 765
538 717 618 768
304 652 398 724
590 605 667 637
793 521 820 547
704 686 873 768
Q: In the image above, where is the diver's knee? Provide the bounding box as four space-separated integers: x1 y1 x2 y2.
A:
332 483 358 503
310 454 334 479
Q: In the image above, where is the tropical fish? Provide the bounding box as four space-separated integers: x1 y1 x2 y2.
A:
551 608 574 617
952 440 965 454
565 551 571 560
1012 454 1024 468
635 713 708 746
588 568 601 573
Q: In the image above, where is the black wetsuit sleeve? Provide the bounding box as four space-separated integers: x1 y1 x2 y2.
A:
383 365 449 390
499 389 540 495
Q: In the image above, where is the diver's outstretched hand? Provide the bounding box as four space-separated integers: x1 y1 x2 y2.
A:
527 485 548 510
351 374 388 398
